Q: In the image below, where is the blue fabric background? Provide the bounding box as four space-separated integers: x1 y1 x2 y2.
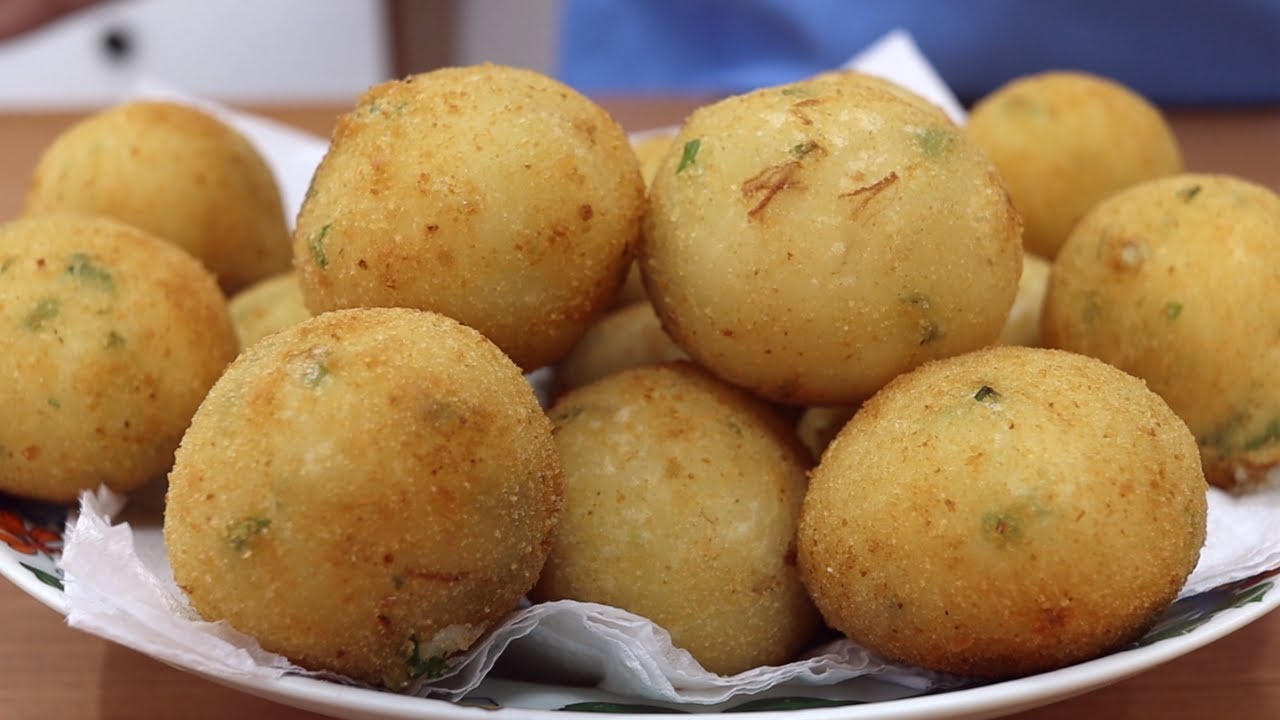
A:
557 0 1280 105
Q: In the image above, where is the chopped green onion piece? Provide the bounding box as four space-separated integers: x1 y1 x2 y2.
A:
676 138 701 174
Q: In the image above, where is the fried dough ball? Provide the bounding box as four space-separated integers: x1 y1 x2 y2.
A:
809 69 952 115
228 271 310 350
24 100 291 293
966 71 1183 259
294 64 644 371
534 362 819 675
644 74 1022 406
799 346 1207 678
615 130 678 307
553 301 687 394
164 307 563 689
1043 174 1280 489
0 214 237 501
997 252 1051 347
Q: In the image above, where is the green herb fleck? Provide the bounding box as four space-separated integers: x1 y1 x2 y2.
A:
554 405 585 422
780 84 815 97
23 297 60 331
913 126 952 157
1002 94 1044 115
974 385 1001 403
903 293 941 344
1243 419 1280 453
65 253 114 291
1198 412 1280 456
1178 184 1202 202
289 346 333 389
227 516 271 554
1082 290 1102 326
1199 417 1241 455
105 330 126 348
0 257 15 274
302 362 330 388
392 575 406 590
366 99 408 116
407 636 449 680
1164 301 1183 321
676 138 701 174
982 511 1023 547
47 398 61 409
308 223 332 269
790 140 819 158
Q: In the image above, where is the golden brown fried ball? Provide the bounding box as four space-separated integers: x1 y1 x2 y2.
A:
24 100 292 293
799 346 1207 679
809 69 952 115
614 130 678 307
534 362 819 675
553 301 687 394
0 214 237 501
294 64 645 371
643 73 1022 406
997 252 1051 347
966 71 1183 259
228 271 310 350
1043 173 1280 489
164 307 563 689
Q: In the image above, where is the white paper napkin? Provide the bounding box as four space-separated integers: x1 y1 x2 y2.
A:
840 27 967 124
1184 478 1280 595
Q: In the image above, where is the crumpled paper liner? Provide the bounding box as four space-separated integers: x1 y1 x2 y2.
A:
1184 477 1280 594
56 28 1280 708
62 469 1280 706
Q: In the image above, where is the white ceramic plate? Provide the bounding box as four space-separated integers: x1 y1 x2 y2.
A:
2 490 1277 720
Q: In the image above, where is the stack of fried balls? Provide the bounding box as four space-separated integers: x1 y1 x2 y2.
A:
6 60 1274 692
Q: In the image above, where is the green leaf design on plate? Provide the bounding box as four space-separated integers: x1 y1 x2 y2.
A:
20 562 64 590
724 696 866 712
559 702 686 713
1132 577 1273 648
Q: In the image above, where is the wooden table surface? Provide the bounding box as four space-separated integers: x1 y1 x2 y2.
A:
1 98 1279 720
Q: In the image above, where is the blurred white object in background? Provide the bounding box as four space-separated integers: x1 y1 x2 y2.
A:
0 0 390 108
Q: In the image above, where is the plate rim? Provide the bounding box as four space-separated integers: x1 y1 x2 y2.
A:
214 573 1280 720
2 499 1277 720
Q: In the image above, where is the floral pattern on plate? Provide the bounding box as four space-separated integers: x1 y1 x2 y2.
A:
0 493 69 591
